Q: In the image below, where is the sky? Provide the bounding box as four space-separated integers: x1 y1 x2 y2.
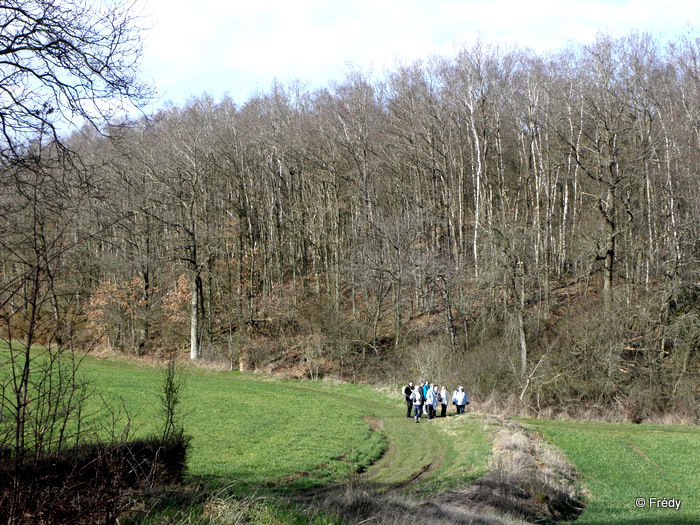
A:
135 0 699 110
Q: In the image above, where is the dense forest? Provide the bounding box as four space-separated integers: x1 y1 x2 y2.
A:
3 31 699 422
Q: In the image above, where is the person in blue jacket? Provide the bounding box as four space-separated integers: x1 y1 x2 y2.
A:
425 383 438 421
452 385 469 414
422 380 430 400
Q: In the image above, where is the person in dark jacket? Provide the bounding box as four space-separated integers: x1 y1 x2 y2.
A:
403 381 414 418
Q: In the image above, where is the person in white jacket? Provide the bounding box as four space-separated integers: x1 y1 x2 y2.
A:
452 386 469 414
439 385 448 417
410 386 423 423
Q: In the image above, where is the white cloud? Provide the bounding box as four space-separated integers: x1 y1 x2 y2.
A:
136 0 700 107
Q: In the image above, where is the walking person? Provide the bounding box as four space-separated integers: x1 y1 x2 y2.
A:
452 385 469 414
410 385 423 422
403 381 414 418
432 384 440 419
439 385 448 417
425 383 437 421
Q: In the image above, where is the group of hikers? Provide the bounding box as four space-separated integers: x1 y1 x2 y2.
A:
402 380 470 422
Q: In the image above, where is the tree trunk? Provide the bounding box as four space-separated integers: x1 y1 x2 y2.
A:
518 261 528 380
601 184 616 315
190 269 200 360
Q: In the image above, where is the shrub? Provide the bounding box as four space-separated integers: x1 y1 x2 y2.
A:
0 433 190 524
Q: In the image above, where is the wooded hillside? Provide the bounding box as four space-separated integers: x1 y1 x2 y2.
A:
2 31 698 421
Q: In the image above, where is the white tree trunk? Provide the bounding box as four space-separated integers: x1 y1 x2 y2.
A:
190 271 199 360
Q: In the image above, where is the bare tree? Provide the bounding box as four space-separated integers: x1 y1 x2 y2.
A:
19 28 695 419
1 0 152 165
1 0 150 519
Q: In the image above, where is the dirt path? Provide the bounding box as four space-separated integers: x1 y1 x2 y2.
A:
362 411 449 490
293 385 585 524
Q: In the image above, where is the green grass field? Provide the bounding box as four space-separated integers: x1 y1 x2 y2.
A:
82 358 387 489
3 348 699 524
522 418 699 524
79 357 495 491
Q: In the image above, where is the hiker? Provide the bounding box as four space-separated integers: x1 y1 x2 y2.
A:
410 385 423 422
439 385 448 417
422 380 430 400
425 383 437 420
433 384 440 413
452 385 469 414
403 381 414 418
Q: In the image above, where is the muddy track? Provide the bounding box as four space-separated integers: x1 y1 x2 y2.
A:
399 460 436 487
298 410 585 524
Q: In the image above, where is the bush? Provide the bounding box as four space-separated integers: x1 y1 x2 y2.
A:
0 433 190 524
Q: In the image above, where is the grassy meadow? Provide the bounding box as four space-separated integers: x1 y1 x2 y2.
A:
2 346 699 523
80 356 495 490
82 357 387 489
523 418 700 525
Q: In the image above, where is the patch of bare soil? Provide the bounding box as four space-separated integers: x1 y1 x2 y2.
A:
302 417 585 525
364 415 384 432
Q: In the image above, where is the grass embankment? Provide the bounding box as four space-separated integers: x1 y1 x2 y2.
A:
523 418 700 525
